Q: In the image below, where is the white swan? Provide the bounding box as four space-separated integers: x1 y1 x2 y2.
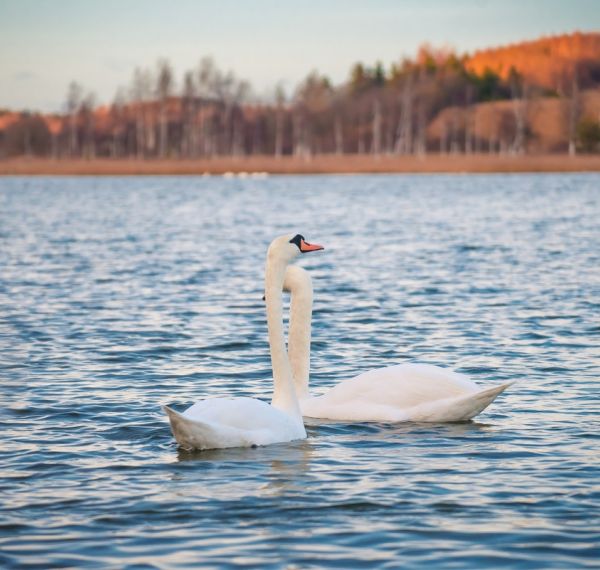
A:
164 234 324 450
282 265 513 423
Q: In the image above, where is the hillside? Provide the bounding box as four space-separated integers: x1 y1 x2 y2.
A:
465 32 600 91
428 88 600 153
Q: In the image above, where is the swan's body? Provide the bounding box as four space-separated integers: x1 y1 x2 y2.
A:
165 234 323 450
299 363 511 422
165 397 304 450
283 265 512 423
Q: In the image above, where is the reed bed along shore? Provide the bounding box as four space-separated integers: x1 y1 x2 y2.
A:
1 154 600 176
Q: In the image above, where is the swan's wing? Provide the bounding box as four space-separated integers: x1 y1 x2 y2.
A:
164 398 306 450
301 381 513 423
165 406 254 450
301 398 408 422
182 397 278 429
402 381 514 422
300 363 513 422
321 363 479 409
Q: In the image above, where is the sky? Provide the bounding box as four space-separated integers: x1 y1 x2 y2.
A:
1 0 599 113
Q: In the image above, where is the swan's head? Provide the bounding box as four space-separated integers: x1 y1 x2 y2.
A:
267 234 324 264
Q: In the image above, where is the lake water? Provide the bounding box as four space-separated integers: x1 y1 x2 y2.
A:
1 174 599 568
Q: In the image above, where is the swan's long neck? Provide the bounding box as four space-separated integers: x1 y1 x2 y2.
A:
265 252 302 419
284 266 313 399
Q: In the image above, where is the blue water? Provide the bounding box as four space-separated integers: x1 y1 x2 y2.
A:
1 174 599 568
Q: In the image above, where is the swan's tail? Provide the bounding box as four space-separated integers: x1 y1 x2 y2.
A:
164 406 218 451
405 381 514 422
452 381 514 421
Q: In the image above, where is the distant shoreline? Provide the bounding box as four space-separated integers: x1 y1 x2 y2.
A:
1 154 600 176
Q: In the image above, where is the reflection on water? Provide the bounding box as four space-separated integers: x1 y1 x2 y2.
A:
0 174 599 568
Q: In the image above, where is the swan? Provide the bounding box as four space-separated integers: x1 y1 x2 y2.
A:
164 234 324 450
282 265 513 423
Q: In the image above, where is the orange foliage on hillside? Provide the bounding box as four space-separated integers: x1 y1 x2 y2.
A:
0 112 21 131
465 32 600 90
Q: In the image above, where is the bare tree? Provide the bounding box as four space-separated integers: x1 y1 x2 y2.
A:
181 71 197 158
473 105 481 153
440 120 448 154
450 107 460 155
81 92 96 159
131 67 152 159
509 69 528 154
415 100 427 156
23 112 32 157
65 81 82 157
464 84 474 154
292 109 305 157
567 68 580 156
371 98 382 155
197 57 220 156
274 84 286 158
216 71 236 154
110 88 127 158
395 74 413 154
334 113 344 155
251 106 264 155
231 80 250 156
156 59 174 158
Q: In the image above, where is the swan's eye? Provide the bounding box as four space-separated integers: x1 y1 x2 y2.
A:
289 234 304 249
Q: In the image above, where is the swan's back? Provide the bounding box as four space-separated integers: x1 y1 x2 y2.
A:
300 363 509 422
184 397 280 428
165 397 306 450
324 363 477 407
298 363 478 420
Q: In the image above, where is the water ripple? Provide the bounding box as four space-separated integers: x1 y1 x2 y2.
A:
1 174 599 568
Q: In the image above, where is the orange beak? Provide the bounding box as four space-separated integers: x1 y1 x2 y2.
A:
299 238 324 253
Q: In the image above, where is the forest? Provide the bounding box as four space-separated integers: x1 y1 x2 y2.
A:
1 32 600 159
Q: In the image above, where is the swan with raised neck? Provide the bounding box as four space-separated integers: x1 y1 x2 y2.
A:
282 264 513 423
164 233 323 450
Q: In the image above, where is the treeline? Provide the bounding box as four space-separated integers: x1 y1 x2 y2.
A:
2 33 600 158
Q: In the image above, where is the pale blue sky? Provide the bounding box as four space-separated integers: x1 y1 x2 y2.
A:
1 0 599 112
